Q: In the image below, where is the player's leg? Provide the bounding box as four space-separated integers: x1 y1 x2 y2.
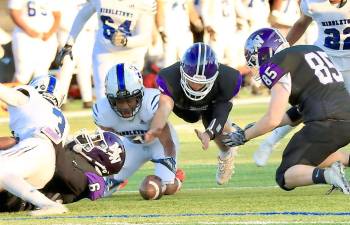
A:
104 140 148 196
75 31 94 107
253 125 294 167
0 138 67 214
33 36 57 77
151 124 182 195
276 121 350 194
11 32 35 84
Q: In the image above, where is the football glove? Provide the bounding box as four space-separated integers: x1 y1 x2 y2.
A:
151 157 176 174
55 44 73 66
222 123 247 147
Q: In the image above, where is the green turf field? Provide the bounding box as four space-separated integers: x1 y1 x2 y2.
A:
1 99 350 225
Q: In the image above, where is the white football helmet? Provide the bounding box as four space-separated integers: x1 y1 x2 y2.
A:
105 63 144 120
29 75 65 108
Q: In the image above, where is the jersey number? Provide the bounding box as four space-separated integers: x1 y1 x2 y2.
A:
304 51 343 85
100 16 131 40
324 27 350 50
53 108 66 137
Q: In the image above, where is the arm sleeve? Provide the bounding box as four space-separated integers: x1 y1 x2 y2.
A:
67 2 95 44
205 101 233 139
0 84 28 107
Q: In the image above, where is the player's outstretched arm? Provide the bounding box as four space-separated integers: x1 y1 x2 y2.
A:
0 83 28 107
286 13 313 46
145 94 174 143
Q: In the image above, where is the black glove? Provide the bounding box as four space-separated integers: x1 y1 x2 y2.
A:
55 44 73 66
222 123 247 147
151 157 176 174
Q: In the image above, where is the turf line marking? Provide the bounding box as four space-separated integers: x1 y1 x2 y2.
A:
2 211 350 221
51 222 350 225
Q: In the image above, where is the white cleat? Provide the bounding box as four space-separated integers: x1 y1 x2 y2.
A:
29 204 68 216
325 161 350 195
253 142 273 167
216 149 236 185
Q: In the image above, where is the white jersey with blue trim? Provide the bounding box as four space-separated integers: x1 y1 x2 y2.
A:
301 0 350 57
8 85 69 143
90 0 156 51
93 88 160 144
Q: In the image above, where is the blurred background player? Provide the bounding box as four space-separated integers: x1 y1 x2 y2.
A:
156 0 203 67
56 0 96 109
8 0 60 84
0 75 69 216
146 43 242 185
0 27 11 59
56 0 157 100
93 63 182 197
253 0 350 167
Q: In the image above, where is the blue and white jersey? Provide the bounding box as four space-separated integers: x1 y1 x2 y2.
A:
8 0 60 33
301 0 350 58
8 85 69 143
90 0 156 51
93 88 160 144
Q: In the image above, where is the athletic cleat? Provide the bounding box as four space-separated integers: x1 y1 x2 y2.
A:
103 177 128 197
325 161 350 195
216 149 235 185
29 204 68 216
175 168 186 183
253 142 274 167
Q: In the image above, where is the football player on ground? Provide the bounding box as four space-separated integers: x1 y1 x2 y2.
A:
93 63 182 197
0 130 125 212
56 0 156 100
223 28 350 194
8 0 60 84
254 0 350 167
145 43 242 185
0 75 69 215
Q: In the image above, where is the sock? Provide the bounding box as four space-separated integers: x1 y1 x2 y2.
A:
312 168 326 184
264 125 294 146
0 174 56 208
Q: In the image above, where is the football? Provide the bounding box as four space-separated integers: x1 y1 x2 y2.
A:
0 136 16 150
139 175 164 200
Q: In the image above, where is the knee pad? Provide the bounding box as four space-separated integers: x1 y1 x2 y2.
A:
275 167 294 191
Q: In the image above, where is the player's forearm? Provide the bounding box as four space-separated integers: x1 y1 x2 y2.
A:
46 11 61 35
67 3 95 45
207 101 233 139
0 84 28 106
158 123 176 157
286 15 312 46
9 9 37 35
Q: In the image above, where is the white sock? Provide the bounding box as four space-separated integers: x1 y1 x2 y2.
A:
0 174 56 208
264 125 294 146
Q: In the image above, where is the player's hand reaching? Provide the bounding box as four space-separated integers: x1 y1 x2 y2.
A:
195 129 210 150
111 32 128 47
222 123 247 147
144 128 162 143
55 44 73 67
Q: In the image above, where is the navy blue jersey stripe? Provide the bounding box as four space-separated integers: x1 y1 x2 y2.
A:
152 101 159 110
117 64 126 91
151 94 160 107
47 76 56 94
93 103 99 113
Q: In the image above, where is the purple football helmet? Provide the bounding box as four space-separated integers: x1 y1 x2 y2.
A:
180 43 219 101
244 28 289 79
73 130 126 176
